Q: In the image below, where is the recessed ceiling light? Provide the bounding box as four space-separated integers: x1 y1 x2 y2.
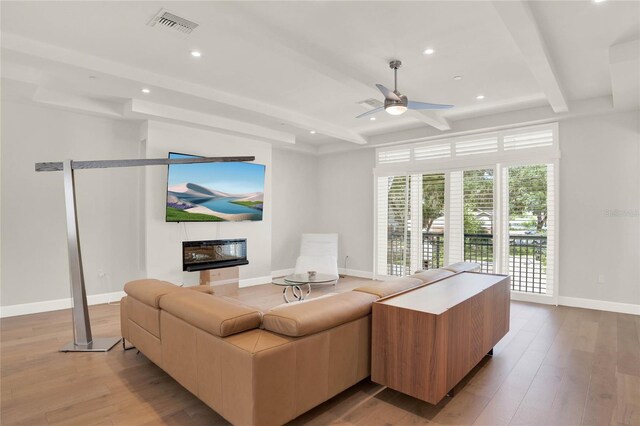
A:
370 117 376 121
453 75 463 81
476 94 485 100
309 130 316 134
593 0 606 3
423 48 435 55
190 50 202 58
141 88 151 94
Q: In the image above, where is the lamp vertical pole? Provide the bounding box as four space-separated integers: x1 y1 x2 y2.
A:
59 159 120 352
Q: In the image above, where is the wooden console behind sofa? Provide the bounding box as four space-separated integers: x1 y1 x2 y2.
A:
371 272 510 404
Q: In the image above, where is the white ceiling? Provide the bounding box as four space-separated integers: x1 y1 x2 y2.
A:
1 1 638 152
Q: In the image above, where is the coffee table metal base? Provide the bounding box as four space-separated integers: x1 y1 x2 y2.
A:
282 283 311 303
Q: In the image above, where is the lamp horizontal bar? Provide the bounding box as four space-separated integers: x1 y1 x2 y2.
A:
35 156 256 172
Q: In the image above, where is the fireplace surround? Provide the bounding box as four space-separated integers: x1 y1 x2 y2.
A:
182 239 248 272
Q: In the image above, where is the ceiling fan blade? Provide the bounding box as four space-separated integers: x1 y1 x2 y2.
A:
356 107 383 119
408 100 454 110
376 84 401 101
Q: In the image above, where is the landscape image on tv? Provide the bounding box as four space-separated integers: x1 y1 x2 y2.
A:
166 153 265 222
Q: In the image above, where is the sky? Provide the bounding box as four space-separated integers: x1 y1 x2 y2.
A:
167 153 265 194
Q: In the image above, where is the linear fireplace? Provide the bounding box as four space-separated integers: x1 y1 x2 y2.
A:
182 239 248 272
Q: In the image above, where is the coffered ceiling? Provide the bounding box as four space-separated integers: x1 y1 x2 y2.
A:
1 1 638 153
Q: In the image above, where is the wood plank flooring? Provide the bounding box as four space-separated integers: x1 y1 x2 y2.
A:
1 276 639 426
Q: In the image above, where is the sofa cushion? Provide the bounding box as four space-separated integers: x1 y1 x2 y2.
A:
262 291 378 337
352 277 423 298
124 279 182 308
442 262 481 273
159 291 262 337
411 269 455 283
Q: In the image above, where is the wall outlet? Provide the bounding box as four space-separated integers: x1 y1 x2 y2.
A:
97 269 107 278
597 274 605 285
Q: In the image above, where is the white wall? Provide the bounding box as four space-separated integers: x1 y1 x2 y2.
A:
270 148 318 271
143 121 272 286
1 100 145 307
3 98 636 313
316 148 375 276
559 111 640 305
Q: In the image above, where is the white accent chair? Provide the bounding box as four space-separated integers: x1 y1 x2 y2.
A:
294 233 339 284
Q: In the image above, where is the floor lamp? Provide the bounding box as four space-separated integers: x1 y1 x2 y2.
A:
35 156 255 352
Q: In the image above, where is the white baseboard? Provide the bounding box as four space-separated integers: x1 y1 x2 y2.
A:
0 291 126 318
511 291 640 315
239 275 273 288
557 296 640 315
271 268 295 278
510 291 556 305
339 268 373 279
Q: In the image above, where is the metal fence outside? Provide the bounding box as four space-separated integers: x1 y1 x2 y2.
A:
386 231 547 293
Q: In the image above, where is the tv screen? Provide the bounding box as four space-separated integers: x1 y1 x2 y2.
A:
166 152 265 222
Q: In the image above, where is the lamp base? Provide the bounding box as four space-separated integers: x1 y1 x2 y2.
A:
59 336 122 352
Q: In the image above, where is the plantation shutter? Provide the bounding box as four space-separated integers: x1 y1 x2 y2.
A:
376 175 411 277
545 164 556 297
462 169 495 273
409 174 423 274
446 171 464 265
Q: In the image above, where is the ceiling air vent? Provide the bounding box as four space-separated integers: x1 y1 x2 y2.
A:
148 9 199 34
357 98 384 110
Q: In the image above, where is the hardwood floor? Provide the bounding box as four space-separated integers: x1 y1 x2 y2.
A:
1 277 639 426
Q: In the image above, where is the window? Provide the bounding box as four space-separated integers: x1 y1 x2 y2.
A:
375 124 558 299
463 169 494 273
505 164 554 294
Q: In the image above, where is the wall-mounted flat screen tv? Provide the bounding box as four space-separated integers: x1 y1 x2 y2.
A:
166 152 265 222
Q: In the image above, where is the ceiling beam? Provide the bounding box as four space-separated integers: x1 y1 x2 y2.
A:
1 32 367 145
492 1 569 113
33 87 122 118
408 110 451 131
226 3 451 131
123 99 296 145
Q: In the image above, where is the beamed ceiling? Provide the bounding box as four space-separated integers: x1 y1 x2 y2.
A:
1 1 638 154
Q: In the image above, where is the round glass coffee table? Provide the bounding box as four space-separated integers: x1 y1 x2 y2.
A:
272 273 338 303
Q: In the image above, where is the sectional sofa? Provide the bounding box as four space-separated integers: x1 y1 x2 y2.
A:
120 262 480 426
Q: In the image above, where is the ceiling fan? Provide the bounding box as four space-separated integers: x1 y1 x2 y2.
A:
357 60 454 118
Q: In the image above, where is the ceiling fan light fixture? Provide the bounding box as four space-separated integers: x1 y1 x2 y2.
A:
386 105 408 115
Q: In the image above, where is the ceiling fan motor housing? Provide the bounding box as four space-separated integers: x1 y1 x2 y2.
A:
384 94 408 109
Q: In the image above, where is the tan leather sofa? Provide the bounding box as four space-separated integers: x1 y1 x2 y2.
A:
120 262 479 426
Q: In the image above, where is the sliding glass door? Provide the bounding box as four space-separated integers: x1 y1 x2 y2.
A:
376 165 555 297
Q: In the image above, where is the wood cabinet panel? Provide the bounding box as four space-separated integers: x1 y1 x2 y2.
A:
371 272 510 404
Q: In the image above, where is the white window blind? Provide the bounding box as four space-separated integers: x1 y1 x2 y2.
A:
446 171 464 265
410 175 423 274
376 175 411 276
503 129 553 151
378 148 411 164
545 164 556 297
421 173 446 270
414 143 451 161
463 169 495 273
455 136 498 156
376 123 558 169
